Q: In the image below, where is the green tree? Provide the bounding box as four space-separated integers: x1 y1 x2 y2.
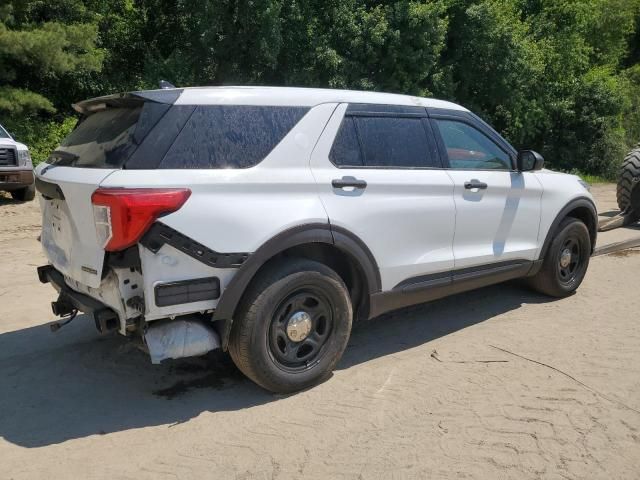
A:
273 0 449 95
0 3 103 119
443 0 546 145
520 0 640 176
0 0 639 175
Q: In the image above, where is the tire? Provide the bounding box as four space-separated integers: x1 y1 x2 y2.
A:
528 217 591 297
10 183 35 202
616 145 640 216
228 258 353 393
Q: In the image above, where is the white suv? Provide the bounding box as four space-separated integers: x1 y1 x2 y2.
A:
35 87 597 393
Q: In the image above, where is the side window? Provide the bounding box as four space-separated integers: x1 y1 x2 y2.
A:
329 113 440 168
160 105 309 169
329 117 363 167
434 119 511 170
355 116 438 168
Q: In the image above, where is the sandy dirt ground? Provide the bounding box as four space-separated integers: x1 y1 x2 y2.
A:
1 184 639 479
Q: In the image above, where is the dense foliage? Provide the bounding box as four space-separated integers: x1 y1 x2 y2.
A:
0 0 639 177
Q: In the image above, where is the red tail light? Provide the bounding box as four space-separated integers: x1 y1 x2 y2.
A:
91 188 191 252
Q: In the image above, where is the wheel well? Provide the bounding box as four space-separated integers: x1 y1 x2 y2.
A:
246 243 370 321
565 206 597 251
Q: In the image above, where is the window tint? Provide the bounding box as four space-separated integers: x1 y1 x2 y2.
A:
434 119 511 170
124 105 195 170
355 116 436 168
329 117 363 167
160 105 308 169
330 114 439 168
0 125 10 139
52 107 142 168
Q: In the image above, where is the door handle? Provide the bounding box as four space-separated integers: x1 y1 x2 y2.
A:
332 176 367 189
464 179 488 190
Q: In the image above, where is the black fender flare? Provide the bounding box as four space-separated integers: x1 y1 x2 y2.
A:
213 223 381 346
537 196 598 264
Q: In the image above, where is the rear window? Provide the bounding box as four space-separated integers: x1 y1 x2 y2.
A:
159 106 309 169
51 107 142 168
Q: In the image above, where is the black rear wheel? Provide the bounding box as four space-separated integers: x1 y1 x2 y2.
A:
228 259 352 393
528 217 591 297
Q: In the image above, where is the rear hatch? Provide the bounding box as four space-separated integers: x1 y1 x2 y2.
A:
37 92 178 288
38 167 116 288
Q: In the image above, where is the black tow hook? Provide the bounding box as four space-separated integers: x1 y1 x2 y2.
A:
50 309 78 332
49 293 78 332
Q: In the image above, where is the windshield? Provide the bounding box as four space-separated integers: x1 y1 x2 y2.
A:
50 107 142 168
0 125 11 139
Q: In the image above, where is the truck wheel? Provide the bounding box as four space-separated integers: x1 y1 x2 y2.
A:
617 145 640 218
528 217 591 297
228 259 352 393
11 183 36 201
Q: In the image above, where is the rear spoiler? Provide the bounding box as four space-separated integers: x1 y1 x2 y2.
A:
72 89 184 114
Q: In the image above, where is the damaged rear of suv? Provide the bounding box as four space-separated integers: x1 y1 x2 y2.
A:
36 86 597 393
36 87 325 392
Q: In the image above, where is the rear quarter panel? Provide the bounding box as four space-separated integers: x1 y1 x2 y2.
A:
100 103 337 255
101 103 338 319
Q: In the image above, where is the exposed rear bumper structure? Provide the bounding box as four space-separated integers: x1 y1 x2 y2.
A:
37 264 119 333
37 264 222 360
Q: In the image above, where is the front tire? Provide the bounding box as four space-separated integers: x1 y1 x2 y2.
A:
528 217 591 297
228 259 352 393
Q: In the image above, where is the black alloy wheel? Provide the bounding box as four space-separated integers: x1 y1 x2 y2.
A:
268 289 334 372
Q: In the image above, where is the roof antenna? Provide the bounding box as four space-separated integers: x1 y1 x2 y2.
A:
159 80 176 89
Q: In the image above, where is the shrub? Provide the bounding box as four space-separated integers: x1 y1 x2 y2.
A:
6 116 77 165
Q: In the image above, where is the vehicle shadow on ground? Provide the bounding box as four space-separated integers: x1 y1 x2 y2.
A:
0 281 551 448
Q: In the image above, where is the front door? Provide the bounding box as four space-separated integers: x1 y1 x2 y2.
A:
430 115 543 269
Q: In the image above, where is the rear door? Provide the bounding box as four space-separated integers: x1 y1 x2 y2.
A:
429 110 543 269
310 103 456 291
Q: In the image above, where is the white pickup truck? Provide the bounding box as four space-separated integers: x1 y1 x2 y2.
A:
0 124 35 201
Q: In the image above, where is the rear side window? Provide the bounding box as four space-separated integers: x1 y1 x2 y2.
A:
329 117 363 167
329 114 440 168
52 107 142 168
159 106 309 169
356 117 435 168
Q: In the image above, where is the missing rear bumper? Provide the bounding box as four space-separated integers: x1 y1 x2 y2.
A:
37 264 120 333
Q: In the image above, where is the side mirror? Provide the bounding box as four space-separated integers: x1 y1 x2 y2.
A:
517 150 544 172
